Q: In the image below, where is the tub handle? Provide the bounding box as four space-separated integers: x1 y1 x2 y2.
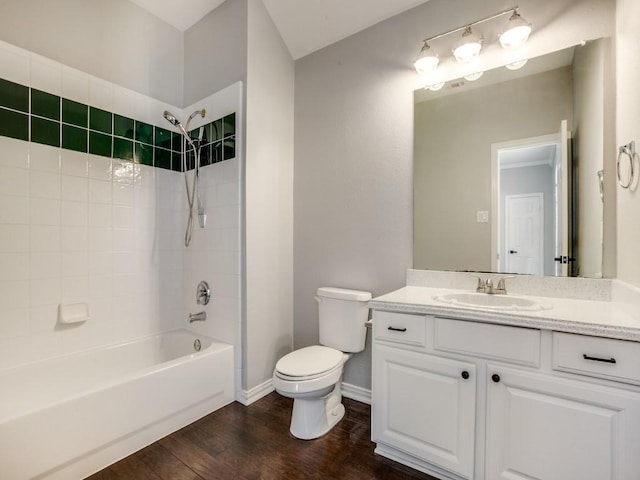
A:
197 281 211 305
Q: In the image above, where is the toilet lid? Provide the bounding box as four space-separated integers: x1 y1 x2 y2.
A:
275 345 343 378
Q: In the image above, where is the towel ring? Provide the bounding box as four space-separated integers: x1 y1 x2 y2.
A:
617 141 635 189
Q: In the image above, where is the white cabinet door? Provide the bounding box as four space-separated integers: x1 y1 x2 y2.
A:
486 365 640 480
373 345 477 479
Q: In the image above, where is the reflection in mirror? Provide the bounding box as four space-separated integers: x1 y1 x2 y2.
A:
413 38 614 278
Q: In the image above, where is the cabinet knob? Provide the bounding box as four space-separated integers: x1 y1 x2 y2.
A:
461 371 470 380
491 374 501 383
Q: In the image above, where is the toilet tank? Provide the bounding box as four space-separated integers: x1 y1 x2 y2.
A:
317 287 372 353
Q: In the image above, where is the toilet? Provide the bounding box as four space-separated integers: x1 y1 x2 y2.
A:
272 287 371 440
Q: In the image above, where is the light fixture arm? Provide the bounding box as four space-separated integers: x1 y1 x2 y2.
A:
420 6 520 44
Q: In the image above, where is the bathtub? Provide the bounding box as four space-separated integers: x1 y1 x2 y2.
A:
0 329 234 480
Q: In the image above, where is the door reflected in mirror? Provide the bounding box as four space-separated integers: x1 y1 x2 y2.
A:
413 38 614 278
492 122 570 277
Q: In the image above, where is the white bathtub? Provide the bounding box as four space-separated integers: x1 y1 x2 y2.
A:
0 329 234 480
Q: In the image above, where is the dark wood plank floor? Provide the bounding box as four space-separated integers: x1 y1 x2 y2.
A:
87 392 438 480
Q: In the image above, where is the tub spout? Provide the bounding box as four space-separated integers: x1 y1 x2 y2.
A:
189 311 207 323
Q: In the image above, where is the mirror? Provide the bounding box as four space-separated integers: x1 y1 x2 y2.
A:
414 38 614 278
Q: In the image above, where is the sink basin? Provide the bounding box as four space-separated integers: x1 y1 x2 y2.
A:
433 292 551 312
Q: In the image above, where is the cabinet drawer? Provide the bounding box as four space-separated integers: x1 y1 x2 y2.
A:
374 311 426 347
434 317 541 367
553 332 640 385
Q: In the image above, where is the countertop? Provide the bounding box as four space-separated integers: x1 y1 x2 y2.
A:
370 285 640 342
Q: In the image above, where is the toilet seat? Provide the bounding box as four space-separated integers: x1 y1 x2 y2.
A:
275 345 344 381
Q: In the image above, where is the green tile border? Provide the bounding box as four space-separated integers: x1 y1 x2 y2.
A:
113 137 133 161
0 75 236 171
90 107 112 134
114 114 134 139
62 124 88 152
31 116 60 147
89 131 112 157
0 78 29 113
32 89 60 121
0 108 29 141
62 98 88 127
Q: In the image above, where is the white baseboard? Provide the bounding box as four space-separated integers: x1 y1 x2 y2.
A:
238 378 274 406
342 382 371 405
239 379 371 406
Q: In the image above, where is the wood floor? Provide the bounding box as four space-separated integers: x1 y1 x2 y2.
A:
88 392 438 480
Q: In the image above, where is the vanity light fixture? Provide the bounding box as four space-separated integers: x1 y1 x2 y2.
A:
453 26 483 63
413 6 531 75
414 41 439 74
499 10 532 49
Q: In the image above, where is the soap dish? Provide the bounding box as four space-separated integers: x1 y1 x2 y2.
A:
58 303 90 325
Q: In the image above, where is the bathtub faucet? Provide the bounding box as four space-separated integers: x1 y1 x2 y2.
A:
189 311 207 323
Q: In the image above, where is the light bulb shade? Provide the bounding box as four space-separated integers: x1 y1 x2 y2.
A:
414 43 439 74
464 71 484 81
499 11 532 49
453 26 482 63
427 82 445 91
505 59 528 70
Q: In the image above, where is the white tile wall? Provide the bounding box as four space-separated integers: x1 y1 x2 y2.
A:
0 41 242 374
0 41 30 85
0 137 29 169
30 53 62 96
183 156 241 347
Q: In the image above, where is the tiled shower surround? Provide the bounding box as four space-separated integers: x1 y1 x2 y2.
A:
0 76 236 171
0 40 242 373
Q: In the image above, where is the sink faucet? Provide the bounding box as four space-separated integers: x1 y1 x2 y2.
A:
467 273 514 295
495 276 515 294
484 276 515 294
466 273 488 293
189 311 207 323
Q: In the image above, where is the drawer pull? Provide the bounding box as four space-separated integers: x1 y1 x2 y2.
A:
461 370 470 380
583 354 617 364
491 374 501 383
387 326 407 332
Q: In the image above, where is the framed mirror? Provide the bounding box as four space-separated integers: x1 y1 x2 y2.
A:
414 38 614 278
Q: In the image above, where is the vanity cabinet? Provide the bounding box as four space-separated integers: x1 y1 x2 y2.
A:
485 364 640 480
371 310 640 480
373 345 476 479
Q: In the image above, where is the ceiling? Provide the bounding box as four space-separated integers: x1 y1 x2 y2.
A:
129 0 430 60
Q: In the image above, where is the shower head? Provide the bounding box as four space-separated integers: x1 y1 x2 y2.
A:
163 110 180 127
163 110 192 143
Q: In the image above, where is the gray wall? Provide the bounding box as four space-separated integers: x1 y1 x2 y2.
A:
294 0 613 390
616 0 640 287
244 0 294 391
0 0 184 106
184 0 248 106
414 68 572 272
294 2 418 388
0 0 252 108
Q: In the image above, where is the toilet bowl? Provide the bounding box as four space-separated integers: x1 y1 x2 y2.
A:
273 345 350 439
272 287 371 440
